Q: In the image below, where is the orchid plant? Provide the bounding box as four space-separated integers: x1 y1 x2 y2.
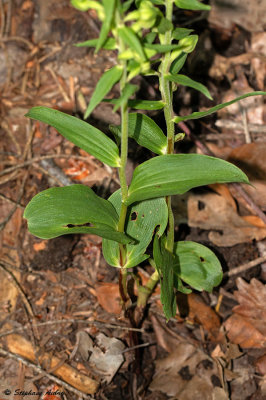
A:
24 0 265 320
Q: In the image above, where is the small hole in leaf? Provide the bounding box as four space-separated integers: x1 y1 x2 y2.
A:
66 222 93 228
200 257 205 262
141 214 145 218
198 201 205 210
131 212 138 221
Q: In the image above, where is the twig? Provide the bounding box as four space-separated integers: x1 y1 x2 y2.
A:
0 172 28 231
241 106 251 143
121 342 155 354
0 0 5 37
22 120 35 160
1 120 22 155
0 36 34 49
0 348 91 399
0 154 98 177
224 255 266 277
46 66 71 103
215 119 266 134
0 194 24 209
0 318 145 339
0 263 39 340
4 0 11 36
178 121 266 224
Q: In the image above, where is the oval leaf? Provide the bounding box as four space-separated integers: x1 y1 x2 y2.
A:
126 154 249 205
102 190 168 268
84 65 123 118
25 107 121 167
173 91 266 123
174 241 222 291
166 74 213 100
24 185 131 244
110 113 167 155
175 0 211 11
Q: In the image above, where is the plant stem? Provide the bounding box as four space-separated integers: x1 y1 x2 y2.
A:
159 0 175 253
116 6 129 297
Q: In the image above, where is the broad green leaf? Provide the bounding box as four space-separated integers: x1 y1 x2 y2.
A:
24 185 132 244
172 28 194 40
75 37 116 50
96 0 116 52
25 107 121 167
84 65 123 118
113 84 138 112
173 91 266 123
174 241 222 291
166 74 213 100
118 26 146 60
170 52 187 74
109 113 167 155
102 190 168 268
175 0 211 11
104 99 165 110
153 235 177 320
126 154 249 205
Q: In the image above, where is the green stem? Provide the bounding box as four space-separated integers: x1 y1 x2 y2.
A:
116 7 129 295
137 270 159 308
159 0 175 253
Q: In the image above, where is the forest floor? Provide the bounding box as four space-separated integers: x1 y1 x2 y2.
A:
0 1 266 399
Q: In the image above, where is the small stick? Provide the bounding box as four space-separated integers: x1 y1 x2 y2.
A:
0 318 145 339
0 153 98 177
224 255 266 277
0 348 91 399
4 0 11 36
0 263 40 340
0 0 5 37
0 194 24 209
215 119 266 134
1 120 22 155
46 66 71 103
0 36 34 49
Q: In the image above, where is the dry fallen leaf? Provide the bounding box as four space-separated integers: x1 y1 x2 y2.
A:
82 331 125 383
224 278 266 348
187 293 221 341
188 192 266 246
94 282 122 315
150 315 222 398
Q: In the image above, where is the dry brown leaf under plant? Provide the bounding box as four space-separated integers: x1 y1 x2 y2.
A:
224 278 266 348
149 315 224 399
188 192 266 246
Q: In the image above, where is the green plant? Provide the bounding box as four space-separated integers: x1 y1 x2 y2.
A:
24 0 265 321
